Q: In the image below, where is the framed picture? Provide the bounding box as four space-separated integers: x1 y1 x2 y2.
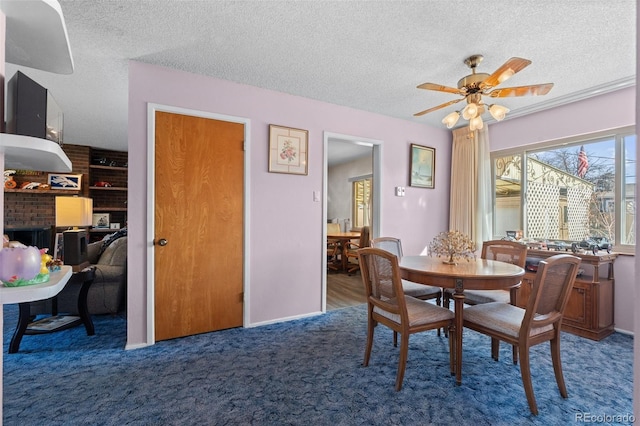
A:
48 173 82 190
409 144 435 189
53 233 63 260
92 213 110 228
268 124 308 175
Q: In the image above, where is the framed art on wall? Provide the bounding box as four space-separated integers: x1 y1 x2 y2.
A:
409 144 435 188
268 124 309 175
48 173 82 190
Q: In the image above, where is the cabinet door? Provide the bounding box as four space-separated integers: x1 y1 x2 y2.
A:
563 280 590 329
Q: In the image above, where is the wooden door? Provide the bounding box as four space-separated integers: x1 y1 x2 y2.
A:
154 111 244 341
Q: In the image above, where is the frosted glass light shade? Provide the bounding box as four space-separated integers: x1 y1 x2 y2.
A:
462 102 478 120
442 111 460 128
489 104 510 121
55 196 93 228
469 115 484 131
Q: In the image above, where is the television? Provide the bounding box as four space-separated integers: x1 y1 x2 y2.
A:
6 70 63 145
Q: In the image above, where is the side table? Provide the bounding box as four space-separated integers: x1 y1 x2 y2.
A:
8 265 96 353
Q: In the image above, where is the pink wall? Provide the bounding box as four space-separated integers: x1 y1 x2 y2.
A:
127 61 451 346
489 87 635 151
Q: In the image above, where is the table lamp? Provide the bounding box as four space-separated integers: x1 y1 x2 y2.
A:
55 196 93 265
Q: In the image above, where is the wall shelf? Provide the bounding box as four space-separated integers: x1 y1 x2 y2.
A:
0 134 72 172
89 165 128 172
93 207 127 212
5 188 79 194
89 186 128 191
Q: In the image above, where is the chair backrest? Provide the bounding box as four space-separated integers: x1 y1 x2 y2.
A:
481 240 527 268
371 237 403 259
522 254 581 334
327 223 341 234
358 247 407 318
359 226 371 248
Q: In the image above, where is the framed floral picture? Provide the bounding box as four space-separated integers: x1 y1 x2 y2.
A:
268 124 308 175
409 144 435 188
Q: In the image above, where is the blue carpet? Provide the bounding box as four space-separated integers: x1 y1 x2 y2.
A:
2 303 634 425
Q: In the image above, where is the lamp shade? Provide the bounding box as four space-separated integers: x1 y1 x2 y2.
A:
442 111 460 129
55 196 93 228
462 102 478 120
489 104 510 121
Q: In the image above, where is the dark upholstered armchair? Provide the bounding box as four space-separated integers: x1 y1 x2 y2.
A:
30 235 127 316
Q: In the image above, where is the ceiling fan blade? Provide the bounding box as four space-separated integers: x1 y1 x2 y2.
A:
417 82 464 95
487 83 554 98
480 57 532 90
414 98 464 117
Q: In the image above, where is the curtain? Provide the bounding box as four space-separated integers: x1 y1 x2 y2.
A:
449 126 492 248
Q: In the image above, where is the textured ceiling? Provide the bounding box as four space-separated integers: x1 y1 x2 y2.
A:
5 0 637 153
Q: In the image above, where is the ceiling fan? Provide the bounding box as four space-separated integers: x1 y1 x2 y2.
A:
414 55 553 130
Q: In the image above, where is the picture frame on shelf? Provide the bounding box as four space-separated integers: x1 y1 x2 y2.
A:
92 213 110 228
409 144 435 189
48 173 82 190
268 124 308 175
53 233 63 260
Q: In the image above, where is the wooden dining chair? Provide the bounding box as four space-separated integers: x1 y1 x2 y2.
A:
371 237 443 338
358 247 455 391
443 239 527 360
344 226 370 275
444 239 528 308
463 254 581 415
326 223 341 266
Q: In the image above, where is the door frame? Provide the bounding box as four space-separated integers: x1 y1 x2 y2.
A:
146 103 251 345
322 131 383 312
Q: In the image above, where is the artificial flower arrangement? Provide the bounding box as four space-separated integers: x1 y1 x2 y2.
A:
0 236 53 287
428 230 476 265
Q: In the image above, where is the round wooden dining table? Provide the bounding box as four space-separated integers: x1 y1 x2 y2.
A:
399 256 525 385
327 231 360 272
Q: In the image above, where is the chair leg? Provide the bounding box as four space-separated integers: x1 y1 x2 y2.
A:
448 323 456 376
491 338 500 361
435 293 443 336
518 345 539 416
395 332 410 391
512 344 518 365
363 316 375 367
550 335 568 398
393 331 398 347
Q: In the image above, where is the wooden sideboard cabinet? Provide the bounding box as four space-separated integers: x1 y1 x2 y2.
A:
516 249 616 341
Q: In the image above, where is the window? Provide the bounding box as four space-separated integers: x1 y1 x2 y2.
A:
492 128 636 252
352 177 372 229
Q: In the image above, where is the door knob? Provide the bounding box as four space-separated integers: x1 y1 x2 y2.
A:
156 238 168 246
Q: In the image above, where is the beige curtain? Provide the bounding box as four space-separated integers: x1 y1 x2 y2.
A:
449 126 492 248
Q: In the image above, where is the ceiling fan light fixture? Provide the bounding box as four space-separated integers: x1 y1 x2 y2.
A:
442 111 460 128
489 104 510 121
497 69 515 84
462 102 478 120
469 115 484 131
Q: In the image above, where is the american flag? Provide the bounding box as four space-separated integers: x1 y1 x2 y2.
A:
577 145 588 178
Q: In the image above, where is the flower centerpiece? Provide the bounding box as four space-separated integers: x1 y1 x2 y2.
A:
428 230 476 265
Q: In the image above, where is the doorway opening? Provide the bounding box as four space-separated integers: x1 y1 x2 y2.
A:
323 132 382 312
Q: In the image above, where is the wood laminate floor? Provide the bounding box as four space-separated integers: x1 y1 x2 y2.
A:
326 271 366 310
